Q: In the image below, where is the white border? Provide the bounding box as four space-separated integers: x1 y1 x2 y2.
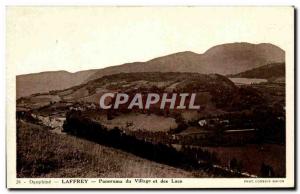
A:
1 1 297 192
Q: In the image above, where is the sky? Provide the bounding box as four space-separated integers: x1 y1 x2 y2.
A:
6 6 293 75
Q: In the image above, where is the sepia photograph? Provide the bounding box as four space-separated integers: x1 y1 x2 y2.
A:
6 6 294 188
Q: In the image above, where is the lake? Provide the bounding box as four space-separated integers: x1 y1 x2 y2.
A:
229 78 268 85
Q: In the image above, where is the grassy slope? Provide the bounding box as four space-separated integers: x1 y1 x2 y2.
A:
17 121 208 178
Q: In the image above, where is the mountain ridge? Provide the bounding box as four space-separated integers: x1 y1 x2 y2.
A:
16 42 285 98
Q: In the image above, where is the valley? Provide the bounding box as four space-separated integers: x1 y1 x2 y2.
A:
17 70 286 178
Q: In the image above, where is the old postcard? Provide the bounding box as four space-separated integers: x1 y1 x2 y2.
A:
6 6 294 188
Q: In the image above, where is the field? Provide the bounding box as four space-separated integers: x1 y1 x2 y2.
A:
90 112 177 132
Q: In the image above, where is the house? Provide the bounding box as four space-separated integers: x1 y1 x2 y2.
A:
198 119 207 127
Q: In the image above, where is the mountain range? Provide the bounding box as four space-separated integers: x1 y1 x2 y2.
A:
16 42 285 98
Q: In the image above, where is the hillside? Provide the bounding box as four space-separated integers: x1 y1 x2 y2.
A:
17 72 269 127
17 72 239 113
16 42 284 98
17 120 200 178
229 63 285 81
